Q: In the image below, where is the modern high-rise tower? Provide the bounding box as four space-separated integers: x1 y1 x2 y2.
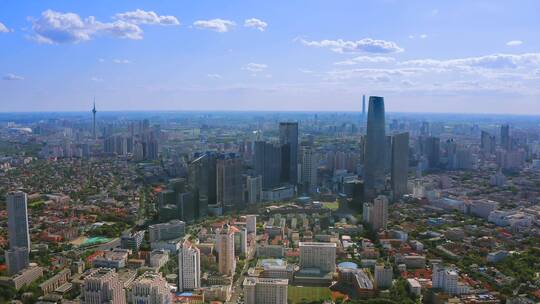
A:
391 132 409 201
178 240 201 292
7 191 30 250
500 124 510 150
279 122 299 185
92 100 97 139
364 96 386 200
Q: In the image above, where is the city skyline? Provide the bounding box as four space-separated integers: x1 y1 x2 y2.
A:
1 0 540 113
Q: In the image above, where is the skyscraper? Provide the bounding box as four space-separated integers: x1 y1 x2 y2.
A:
7 191 30 250
364 96 386 200
391 132 409 200
300 146 318 194
279 122 299 185
500 124 510 150
216 154 244 211
254 141 282 189
81 268 126 304
178 240 201 292
189 152 217 213
421 136 440 169
217 228 236 276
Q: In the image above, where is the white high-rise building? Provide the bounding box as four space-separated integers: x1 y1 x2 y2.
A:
129 272 171 304
372 195 388 231
217 228 236 276
299 242 336 273
243 277 288 304
246 215 257 234
374 264 393 289
81 268 126 304
432 264 467 295
178 241 200 292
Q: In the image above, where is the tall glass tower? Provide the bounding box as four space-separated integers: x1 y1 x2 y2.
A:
364 96 386 200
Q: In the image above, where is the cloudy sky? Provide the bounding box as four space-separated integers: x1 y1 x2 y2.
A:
1 0 540 113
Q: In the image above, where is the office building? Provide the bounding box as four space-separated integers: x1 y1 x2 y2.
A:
480 131 496 155
7 191 30 250
216 154 244 210
299 242 336 273
6 191 30 275
500 124 510 150
189 152 217 212
245 175 262 205
81 268 126 304
364 96 386 200
217 228 236 276
374 264 393 289
129 272 171 304
149 220 185 243
178 241 201 292
279 122 299 184
254 141 282 189
372 195 388 231
243 277 288 304
391 132 409 200
421 136 440 169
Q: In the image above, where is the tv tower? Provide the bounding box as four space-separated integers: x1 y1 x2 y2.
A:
92 98 97 139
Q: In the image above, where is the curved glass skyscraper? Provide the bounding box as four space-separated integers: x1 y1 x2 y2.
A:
364 96 386 200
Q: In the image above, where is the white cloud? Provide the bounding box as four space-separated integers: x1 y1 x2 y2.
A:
419 34 428 39
244 18 267 31
3 73 24 81
28 9 177 44
401 53 540 70
115 9 179 25
334 56 395 65
299 38 404 54
207 74 222 79
193 19 235 32
90 76 103 82
113 59 130 64
0 22 11 33
243 63 268 72
29 10 143 43
325 68 424 80
506 40 523 47
98 58 105 62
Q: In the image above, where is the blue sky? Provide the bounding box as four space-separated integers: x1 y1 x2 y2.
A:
1 0 539 113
